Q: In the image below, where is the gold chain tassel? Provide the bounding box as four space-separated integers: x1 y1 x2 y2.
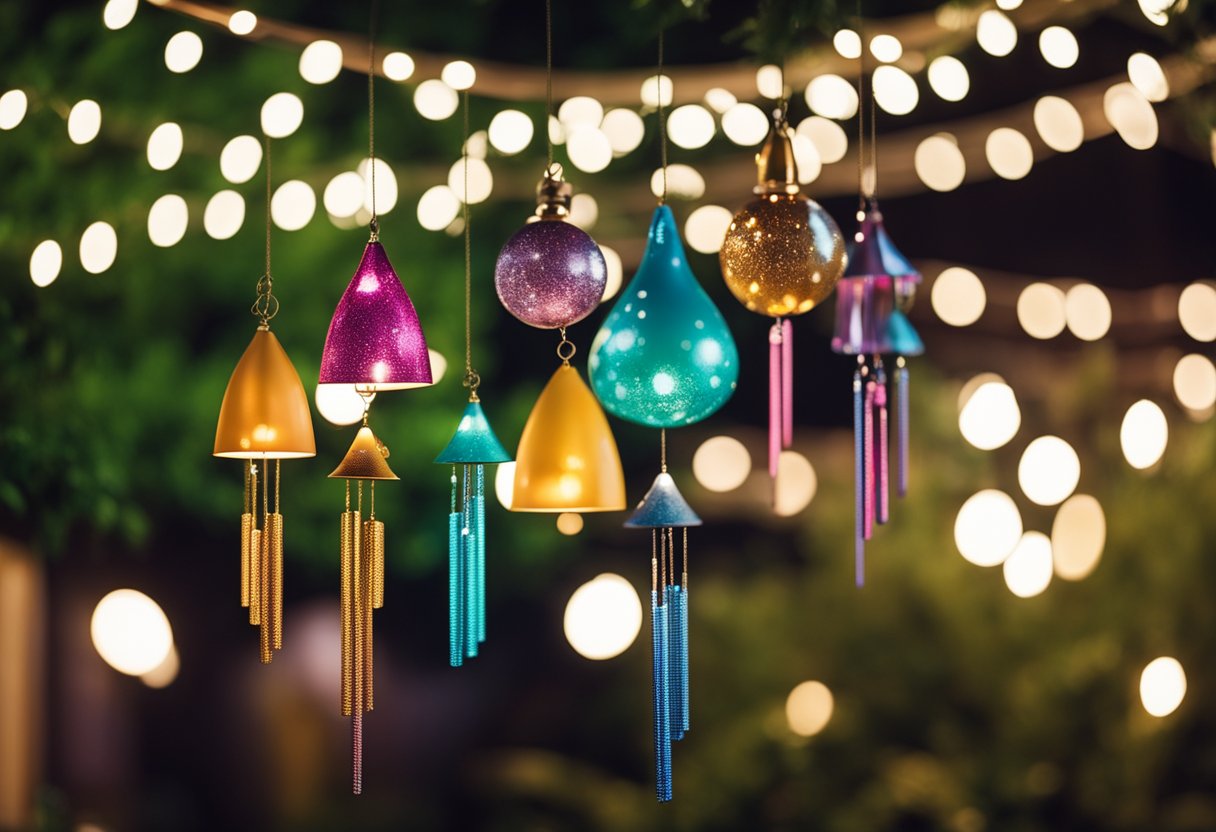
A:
340 484 355 716
267 512 284 651
249 466 261 626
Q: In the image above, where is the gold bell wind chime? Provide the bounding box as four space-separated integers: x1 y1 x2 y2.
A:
214 136 316 663
317 11 434 793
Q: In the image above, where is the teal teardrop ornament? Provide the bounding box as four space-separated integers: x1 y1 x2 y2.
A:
589 205 739 427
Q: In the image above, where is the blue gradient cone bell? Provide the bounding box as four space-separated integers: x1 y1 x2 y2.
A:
624 472 703 529
435 400 512 464
589 205 738 428
886 309 924 356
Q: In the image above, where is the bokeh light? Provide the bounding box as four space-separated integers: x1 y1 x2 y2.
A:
1039 26 1079 69
927 56 970 102
692 436 751 492
261 93 304 138
755 64 784 99
104 0 138 29
640 74 673 108
417 185 460 231
68 99 102 145
685 205 733 254
931 267 986 326
805 75 859 120
955 490 1023 566
1178 282 1216 341
563 574 643 660
959 381 1021 450
323 171 364 219
1120 400 1168 469
140 644 180 689
869 34 903 63
448 157 493 204
791 135 821 184
568 193 598 230
227 10 257 35
383 51 415 81
315 384 368 426
668 104 715 149
1033 96 1084 153
147 194 188 247
299 40 343 84
1173 354 1216 413
0 89 28 130
566 127 612 173
428 349 447 384
985 128 1034 180
1140 657 1186 717
601 108 645 156
703 87 737 114
146 122 183 171
91 589 174 676
494 461 515 509
488 110 534 155
599 245 623 302
559 96 603 128
1104 83 1158 150
833 29 862 60
977 10 1017 57
220 135 262 184
1003 531 1054 598
1128 53 1169 102
270 180 316 231
1052 494 1105 580
203 191 245 241
914 135 965 192
721 103 769 146
650 164 705 200
357 157 398 215
774 451 817 517
414 80 459 121
79 221 118 274
164 31 203 73
441 60 476 91
30 240 62 288
872 65 919 116
796 116 848 164
1018 436 1080 506
1017 282 1067 338
786 681 834 737
556 513 584 536
1064 283 1111 340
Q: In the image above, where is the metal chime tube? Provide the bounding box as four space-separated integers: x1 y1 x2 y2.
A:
768 322 782 482
249 465 261 626
650 536 672 803
462 465 478 659
259 461 272 665
679 529 690 736
341 481 355 715
781 319 793 449
352 481 364 795
666 529 683 743
853 365 865 587
448 468 463 667
875 361 889 526
363 481 379 713
269 460 284 653
474 463 486 645
241 461 253 608
896 359 909 498
863 374 876 542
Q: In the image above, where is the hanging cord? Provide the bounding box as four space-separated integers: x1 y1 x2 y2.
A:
462 91 480 399
252 135 278 326
657 27 667 204
660 429 667 473
869 41 878 201
855 0 868 207
367 0 380 239
544 0 553 170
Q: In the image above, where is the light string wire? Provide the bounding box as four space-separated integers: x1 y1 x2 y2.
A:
855 0 868 207
252 134 278 325
462 90 479 396
368 0 380 237
545 0 554 171
658 26 667 204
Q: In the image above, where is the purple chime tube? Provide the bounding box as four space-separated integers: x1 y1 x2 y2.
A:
874 359 889 526
853 362 866 587
768 322 782 482
781 319 793 448
863 373 876 541
896 358 909 498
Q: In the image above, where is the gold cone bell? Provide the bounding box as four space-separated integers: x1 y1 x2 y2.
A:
329 426 398 480
214 328 316 459
512 364 626 512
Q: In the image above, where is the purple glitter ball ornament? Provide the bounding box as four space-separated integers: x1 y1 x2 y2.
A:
319 240 433 391
494 171 607 330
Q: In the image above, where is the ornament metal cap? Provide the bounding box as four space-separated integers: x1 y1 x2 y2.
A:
435 401 512 464
535 165 573 219
624 472 702 529
329 426 399 480
755 111 799 195
214 328 316 459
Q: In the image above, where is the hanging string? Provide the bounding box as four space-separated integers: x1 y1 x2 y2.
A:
252 135 278 326
367 0 380 237
657 27 667 203
869 43 878 201
660 428 667 473
855 0 867 207
462 91 479 397
545 0 553 170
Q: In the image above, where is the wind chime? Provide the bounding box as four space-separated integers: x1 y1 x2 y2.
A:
317 21 433 795
587 29 738 802
830 12 923 586
495 0 625 514
719 77 846 499
436 90 511 667
213 137 315 663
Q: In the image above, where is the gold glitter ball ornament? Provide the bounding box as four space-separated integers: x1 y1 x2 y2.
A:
720 113 846 318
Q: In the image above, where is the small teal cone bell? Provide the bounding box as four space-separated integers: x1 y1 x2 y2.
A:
625 472 702 529
435 400 511 464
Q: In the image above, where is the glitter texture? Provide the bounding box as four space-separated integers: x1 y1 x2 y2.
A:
720 192 846 318
589 205 738 427
319 241 433 390
494 219 607 329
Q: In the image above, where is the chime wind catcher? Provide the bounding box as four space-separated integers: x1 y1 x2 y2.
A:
213 137 315 663
317 23 433 794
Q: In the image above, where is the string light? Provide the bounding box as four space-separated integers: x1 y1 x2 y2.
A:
203 190 246 240
299 40 343 84
227 10 257 35
30 240 63 287
648 164 704 199
447 158 493 204
382 51 415 81
1104 83 1158 150
0 89 27 130
1039 26 1079 69
79 221 118 274
684 205 734 255
721 102 768 145
796 116 848 164
869 34 903 63
417 185 460 231
786 681 834 737
146 122 183 171
976 11 1017 57
566 126 613 172
959 380 1020 450
667 104 715 149
488 110 534 154
1172 354 1215 413
1064 283 1111 340
558 96 604 128
833 29 862 60
1017 282 1067 338
441 60 476 91
985 127 1034 180
640 74 673 108
601 108 645 155
955 490 1022 566
414 80 459 120
1127 53 1169 102
1120 400 1168 469
872 65 919 116
755 64 784 99
324 171 365 218
270 180 316 231
599 245 623 302
260 93 304 138
805 75 858 120
67 99 102 145
1178 283 1216 341
927 56 970 102
931 267 986 326
1052 494 1105 580
103 0 138 30
1140 657 1186 717
1018 436 1080 506
703 87 736 113
1033 96 1084 152
220 135 262 183
914 134 965 191
164 31 204 73
147 194 188 247
691 436 751 492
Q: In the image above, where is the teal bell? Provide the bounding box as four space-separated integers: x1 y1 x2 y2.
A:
435 400 511 464
589 205 738 428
